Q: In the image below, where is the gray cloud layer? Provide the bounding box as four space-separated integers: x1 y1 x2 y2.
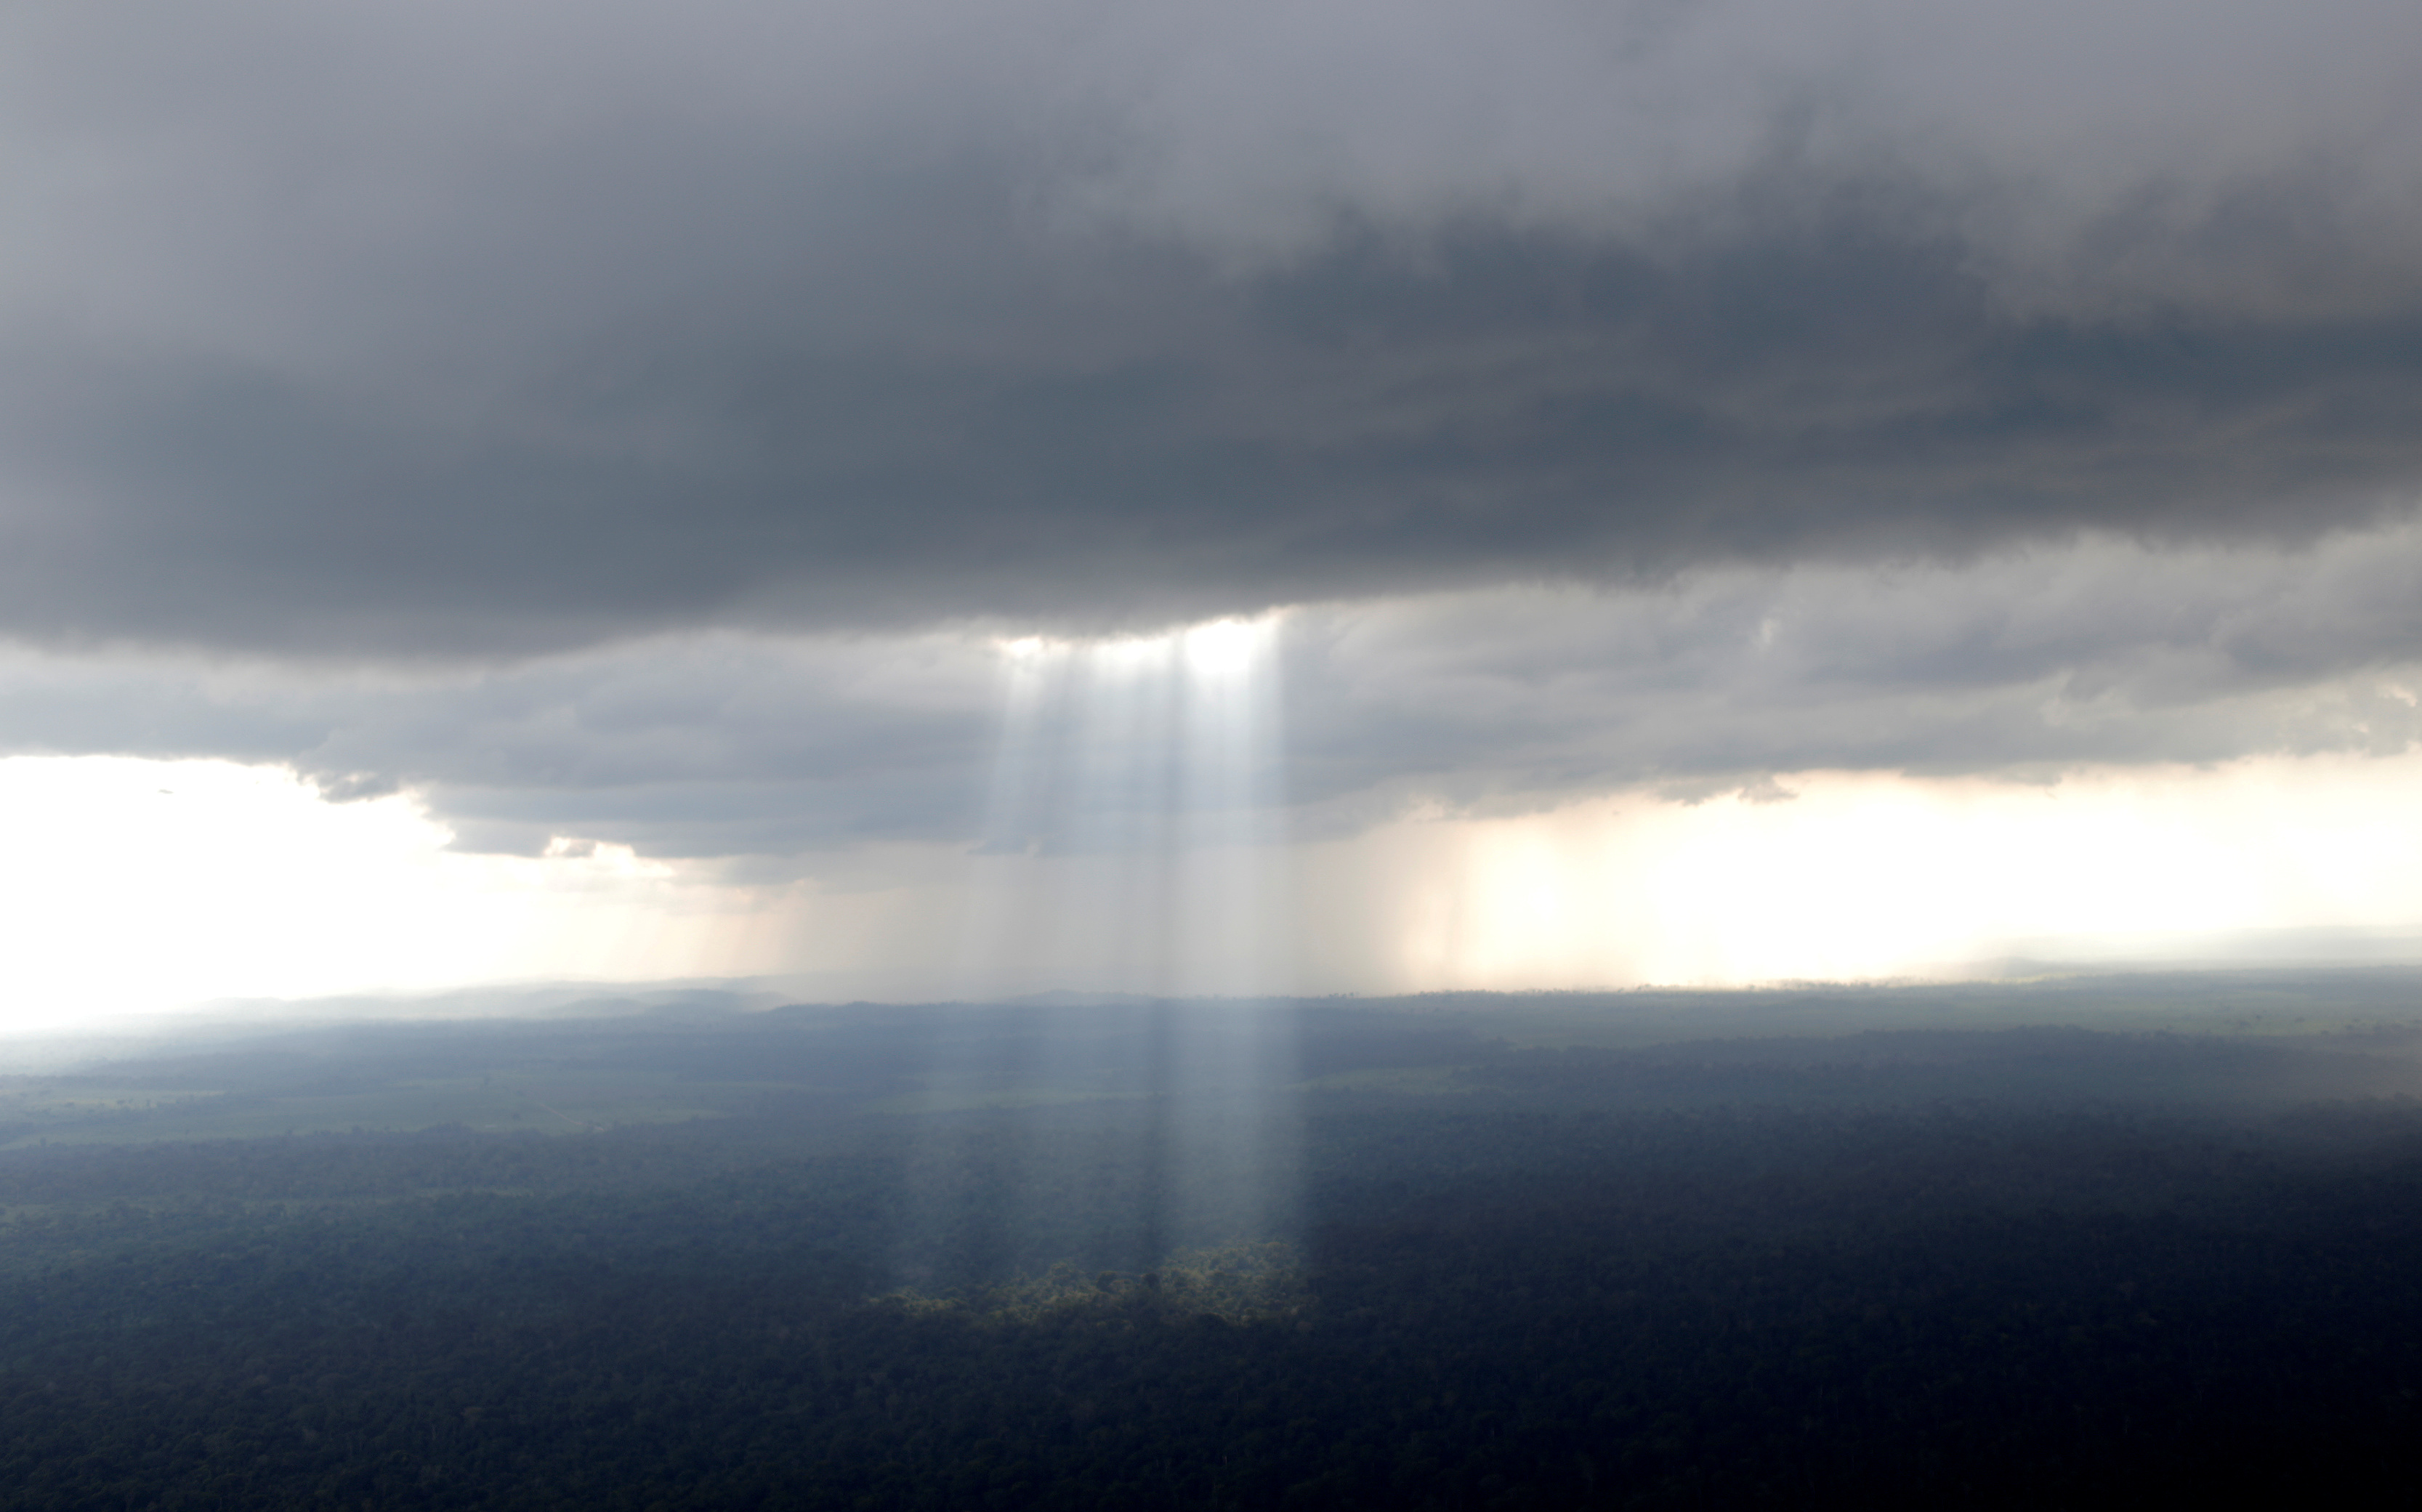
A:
6 524 2419 860
5 1 2422 881
2 2 2420 655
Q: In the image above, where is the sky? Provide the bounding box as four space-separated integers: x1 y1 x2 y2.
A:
4 1 2422 1024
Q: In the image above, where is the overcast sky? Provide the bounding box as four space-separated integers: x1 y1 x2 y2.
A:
4 2 2421 1013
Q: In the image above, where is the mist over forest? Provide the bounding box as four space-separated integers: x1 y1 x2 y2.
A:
6 971 2422 1508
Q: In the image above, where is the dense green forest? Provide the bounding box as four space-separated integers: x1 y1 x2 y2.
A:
4 972 2422 1508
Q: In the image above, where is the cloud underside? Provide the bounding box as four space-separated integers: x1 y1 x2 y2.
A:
5 522 2418 861
1 1 2420 862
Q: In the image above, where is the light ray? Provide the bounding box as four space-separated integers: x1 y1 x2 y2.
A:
920 614 1296 1274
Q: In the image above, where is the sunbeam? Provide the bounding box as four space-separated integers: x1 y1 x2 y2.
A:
903 615 1298 1278
961 614 1288 998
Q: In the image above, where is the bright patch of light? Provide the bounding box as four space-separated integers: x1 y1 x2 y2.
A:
1182 618 1269 678
1292 754 2422 990
0 756 810 1032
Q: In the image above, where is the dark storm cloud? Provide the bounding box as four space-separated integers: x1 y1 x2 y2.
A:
6 0 2422 870
2 1 2420 655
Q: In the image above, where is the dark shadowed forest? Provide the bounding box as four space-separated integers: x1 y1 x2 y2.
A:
5 970 2422 1509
